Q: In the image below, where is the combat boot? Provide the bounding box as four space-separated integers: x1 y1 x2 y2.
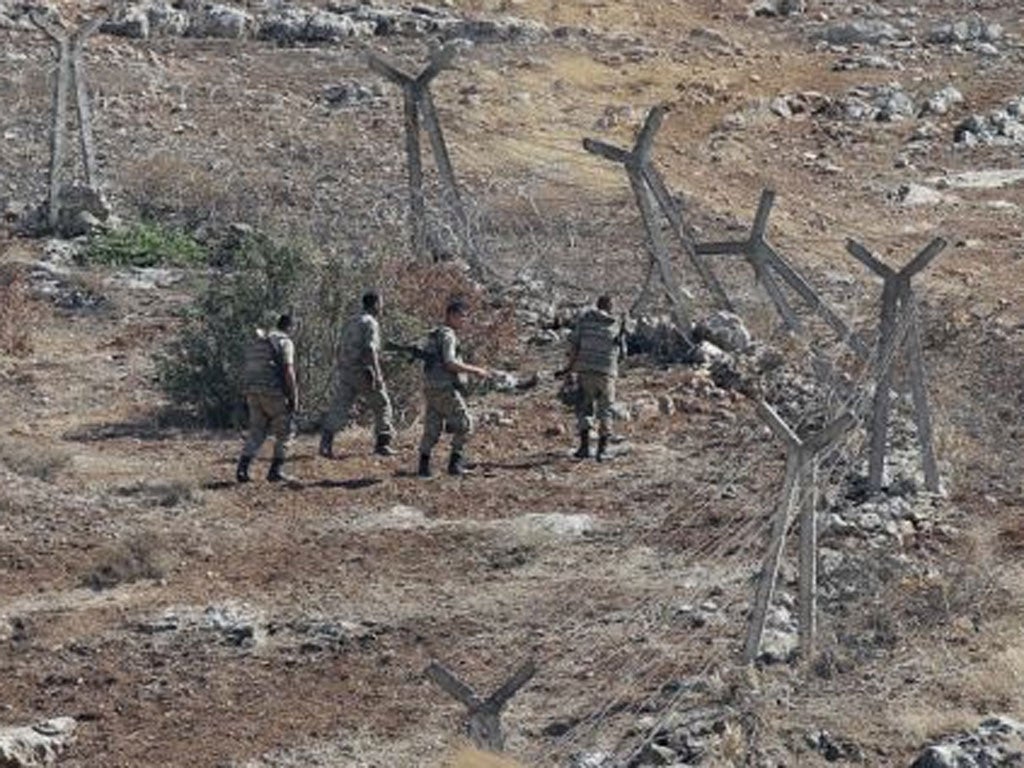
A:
417 453 432 478
235 455 252 483
318 430 334 459
267 458 293 483
573 431 590 459
374 433 395 457
448 451 466 476
596 434 609 462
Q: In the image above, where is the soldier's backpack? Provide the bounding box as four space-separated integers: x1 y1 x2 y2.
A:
242 331 286 393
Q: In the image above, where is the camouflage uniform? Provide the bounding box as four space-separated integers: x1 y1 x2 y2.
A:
569 308 620 438
241 329 295 462
322 311 394 441
419 325 472 456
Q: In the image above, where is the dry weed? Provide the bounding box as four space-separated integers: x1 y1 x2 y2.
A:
0 265 39 357
82 530 170 591
0 440 71 482
895 707 976 746
961 643 1024 713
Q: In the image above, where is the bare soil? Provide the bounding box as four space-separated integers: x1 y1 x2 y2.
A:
2 1 1024 766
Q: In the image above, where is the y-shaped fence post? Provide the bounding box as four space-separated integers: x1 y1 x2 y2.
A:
583 106 731 327
697 190 869 359
31 9 109 232
745 402 855 663
846 237 945 494
426 659 537 753
369 45 482 273
31 12 71 232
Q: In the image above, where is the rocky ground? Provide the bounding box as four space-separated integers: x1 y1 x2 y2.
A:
2 0 1024 767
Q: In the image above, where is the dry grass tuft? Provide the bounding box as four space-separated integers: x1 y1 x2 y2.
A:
446 747 526 768
0 264 39 357
0 440 71 482
82 531 170 591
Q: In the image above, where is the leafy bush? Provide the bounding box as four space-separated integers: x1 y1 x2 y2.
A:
157 230 522 429
86 221 205 267
158 232 307 427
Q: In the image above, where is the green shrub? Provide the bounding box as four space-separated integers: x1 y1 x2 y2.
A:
158 231 523 429
157 232 307 427
86 221 206 268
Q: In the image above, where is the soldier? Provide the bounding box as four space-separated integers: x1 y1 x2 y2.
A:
236 313 298 483
319 291 395 459
418 298 492 478
566 294 623 462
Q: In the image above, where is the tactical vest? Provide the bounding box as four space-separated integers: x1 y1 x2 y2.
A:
242 333 286 394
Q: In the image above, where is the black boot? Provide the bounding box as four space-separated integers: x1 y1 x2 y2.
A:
374 433 395 457
318 430 334 459
267 458 292 483
573 431 590 459
417 453 432 478
448 451 466 476
596 434 609 462
235 455 252 483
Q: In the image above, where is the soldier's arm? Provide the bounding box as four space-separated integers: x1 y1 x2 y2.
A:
280 339 299 410
440 331 490 379
364 319 385 389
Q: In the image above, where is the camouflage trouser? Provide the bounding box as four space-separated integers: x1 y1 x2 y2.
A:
243 392 293 461
419 386 472 455
322 374 394 438
576 372 615 437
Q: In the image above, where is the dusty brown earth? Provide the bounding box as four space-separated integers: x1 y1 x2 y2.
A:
2 0 1024 766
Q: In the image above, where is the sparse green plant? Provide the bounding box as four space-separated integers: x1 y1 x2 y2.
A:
85 221 206 268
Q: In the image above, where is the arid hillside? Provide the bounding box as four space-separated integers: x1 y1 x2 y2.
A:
1 0 1023 767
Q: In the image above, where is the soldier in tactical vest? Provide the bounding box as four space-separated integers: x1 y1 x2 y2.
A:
236 314 298 483
567 294 623 461
418 298 493 478
319 291 395 459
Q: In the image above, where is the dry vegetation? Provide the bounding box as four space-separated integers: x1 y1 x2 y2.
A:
1 0 1023 766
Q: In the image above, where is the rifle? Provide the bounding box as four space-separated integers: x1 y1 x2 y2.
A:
383 339 436 366
384 338 466 394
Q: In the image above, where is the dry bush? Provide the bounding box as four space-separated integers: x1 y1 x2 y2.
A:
0 265 39 357
960 643 1024 712
82 531 169 591
895 707 976 746
384 257 521 366
120 151 255 231
116 479 198 508
0 440 71 482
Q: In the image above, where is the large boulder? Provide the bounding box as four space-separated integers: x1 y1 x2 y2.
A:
911 717 1024 767
695 311 751 354
147 1 190 36
823 19 904 45
101 5 150 38
188 3 252 38
0 718 77 767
